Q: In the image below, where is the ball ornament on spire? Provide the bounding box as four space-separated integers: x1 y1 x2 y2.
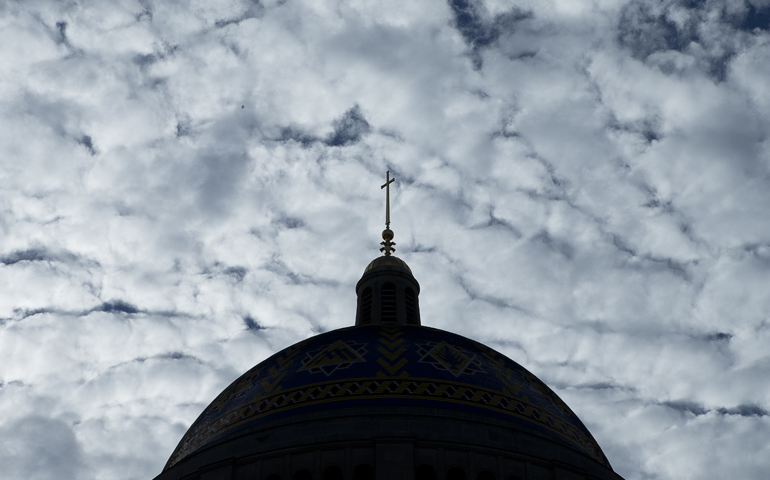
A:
380 227 395 256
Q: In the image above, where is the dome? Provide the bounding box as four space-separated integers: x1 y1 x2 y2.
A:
156 204 623 480
364 255 412 274
164 324 610 471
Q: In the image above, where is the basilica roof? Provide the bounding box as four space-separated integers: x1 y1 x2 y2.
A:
164 324 610 470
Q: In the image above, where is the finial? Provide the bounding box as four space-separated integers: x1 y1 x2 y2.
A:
380 170 396 256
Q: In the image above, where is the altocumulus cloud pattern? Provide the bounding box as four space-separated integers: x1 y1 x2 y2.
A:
1 1 770 479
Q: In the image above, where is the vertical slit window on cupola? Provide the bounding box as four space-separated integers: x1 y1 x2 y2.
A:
405 287 416 324
360 287 372 324
381 282 397 322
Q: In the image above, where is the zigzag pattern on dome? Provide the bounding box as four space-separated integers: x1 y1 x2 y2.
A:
165 325 609 470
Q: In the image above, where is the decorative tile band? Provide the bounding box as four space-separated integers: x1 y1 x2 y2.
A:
169 376 606 468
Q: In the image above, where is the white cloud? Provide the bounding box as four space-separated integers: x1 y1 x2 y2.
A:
1 1 769 479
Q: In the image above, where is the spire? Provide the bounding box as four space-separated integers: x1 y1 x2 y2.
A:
380 170 395 256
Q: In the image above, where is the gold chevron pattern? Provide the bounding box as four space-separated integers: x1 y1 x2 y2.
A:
375 326 409 377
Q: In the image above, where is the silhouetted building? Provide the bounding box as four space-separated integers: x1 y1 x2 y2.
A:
155 174 623 480
154 252 623 480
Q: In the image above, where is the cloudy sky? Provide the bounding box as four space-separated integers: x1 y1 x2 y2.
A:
2 0 770 479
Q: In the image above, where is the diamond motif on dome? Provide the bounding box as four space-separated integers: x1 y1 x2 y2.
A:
418 341 484 377
299 340 367 376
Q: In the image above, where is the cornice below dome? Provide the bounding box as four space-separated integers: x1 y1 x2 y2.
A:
164 325 610 471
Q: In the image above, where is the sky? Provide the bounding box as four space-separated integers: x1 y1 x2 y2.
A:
1 0 770 479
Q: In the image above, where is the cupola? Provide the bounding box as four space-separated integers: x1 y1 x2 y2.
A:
355 255 420 326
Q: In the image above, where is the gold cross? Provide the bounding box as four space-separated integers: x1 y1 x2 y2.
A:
381 170 395 228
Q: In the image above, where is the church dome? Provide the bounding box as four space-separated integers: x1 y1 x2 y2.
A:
155 186 622 480
165 325 610 472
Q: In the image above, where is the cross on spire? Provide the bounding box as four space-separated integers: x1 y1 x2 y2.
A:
381 170 395 229
380 170 396 256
